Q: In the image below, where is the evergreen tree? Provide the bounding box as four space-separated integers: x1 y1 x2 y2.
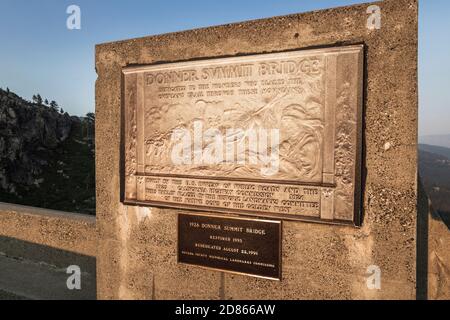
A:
50 100 59 111
86 112 95 122
36 94 42 105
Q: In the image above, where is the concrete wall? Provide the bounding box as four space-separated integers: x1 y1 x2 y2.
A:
95 0 418 299
428 212 450 300
425 200 450 299
0 202 96 258
0 202 97 299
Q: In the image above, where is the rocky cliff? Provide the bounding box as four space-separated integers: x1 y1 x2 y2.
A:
0 88 73 193
0 88 95 214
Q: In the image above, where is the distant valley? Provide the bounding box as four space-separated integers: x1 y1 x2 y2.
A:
419 134 450 149
419 144 450 227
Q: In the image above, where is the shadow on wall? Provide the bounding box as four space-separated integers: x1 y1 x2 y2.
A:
0 236 96 300
416 179 429 300
417 178 450 300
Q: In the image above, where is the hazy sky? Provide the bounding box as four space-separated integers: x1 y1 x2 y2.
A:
0 0 448 136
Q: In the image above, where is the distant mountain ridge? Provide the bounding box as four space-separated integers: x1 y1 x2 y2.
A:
419 144 450 227
419 144 450 159
419 134 450 149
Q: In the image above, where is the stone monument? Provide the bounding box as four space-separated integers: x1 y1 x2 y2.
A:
96 0 419 299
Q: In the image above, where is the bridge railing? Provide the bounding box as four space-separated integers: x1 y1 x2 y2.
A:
0 202 97 300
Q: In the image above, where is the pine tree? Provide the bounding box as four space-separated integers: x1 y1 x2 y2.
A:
36 94 42 105
86 112 95 122
50 100 59 111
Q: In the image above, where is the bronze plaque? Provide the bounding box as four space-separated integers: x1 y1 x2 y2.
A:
122 45 364 225
178 213 281 280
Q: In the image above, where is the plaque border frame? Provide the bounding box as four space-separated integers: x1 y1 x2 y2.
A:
119 44 365 227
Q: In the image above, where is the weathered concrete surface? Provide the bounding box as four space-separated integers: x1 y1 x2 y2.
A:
96 0 418 299
0 202 96 258
416 180 450 300
0 202 97 300
428 209 450 300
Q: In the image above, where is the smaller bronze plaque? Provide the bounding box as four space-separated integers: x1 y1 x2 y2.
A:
178 213 282 280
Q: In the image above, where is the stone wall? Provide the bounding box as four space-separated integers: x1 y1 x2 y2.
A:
0 202 96 258
426 202 450 300
95 0 418 299
0 202 97 299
